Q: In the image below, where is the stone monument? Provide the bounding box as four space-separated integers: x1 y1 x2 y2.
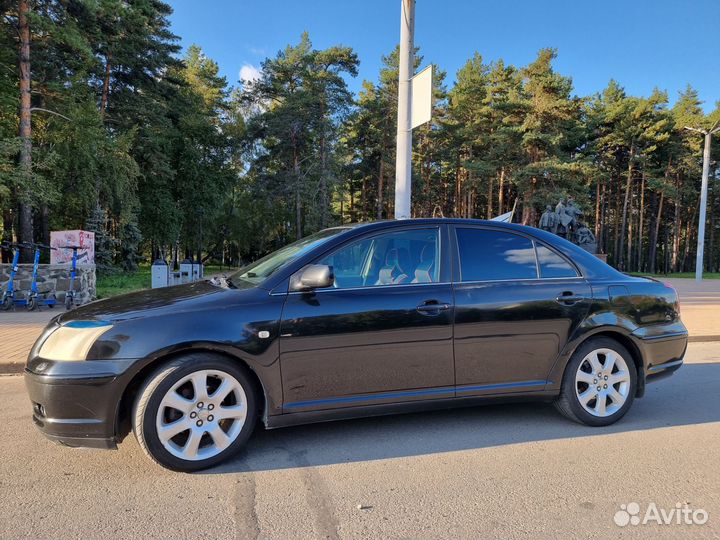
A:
540 197 597 254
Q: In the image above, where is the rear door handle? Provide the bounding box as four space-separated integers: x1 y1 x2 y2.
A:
416 301 451 315
556 292 585 305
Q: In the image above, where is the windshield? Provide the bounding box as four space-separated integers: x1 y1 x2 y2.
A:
231 227 349 286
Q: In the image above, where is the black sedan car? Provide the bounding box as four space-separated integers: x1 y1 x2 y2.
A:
25 219 688 471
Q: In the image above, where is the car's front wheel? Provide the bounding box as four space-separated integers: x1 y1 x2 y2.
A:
555 337 637 426
132 353 258 471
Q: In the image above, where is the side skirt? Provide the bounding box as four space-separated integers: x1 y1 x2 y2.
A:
264 390 559 429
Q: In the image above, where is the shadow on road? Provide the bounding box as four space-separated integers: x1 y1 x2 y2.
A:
204 362 720 474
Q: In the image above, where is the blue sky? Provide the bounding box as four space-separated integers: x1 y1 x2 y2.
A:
168 0 720 112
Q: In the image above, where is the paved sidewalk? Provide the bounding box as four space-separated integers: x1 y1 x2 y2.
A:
0 309 56 374
1 279 719 374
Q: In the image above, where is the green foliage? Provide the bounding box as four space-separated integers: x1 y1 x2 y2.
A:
238 32 358 243
85 204 117 274
0 2 718 278
119 220 142 271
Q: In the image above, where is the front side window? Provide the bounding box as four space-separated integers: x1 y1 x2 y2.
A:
318 228 440 289
456 228 537 281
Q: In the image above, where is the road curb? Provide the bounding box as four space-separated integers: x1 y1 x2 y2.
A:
688 335 720 343
0 365 25 376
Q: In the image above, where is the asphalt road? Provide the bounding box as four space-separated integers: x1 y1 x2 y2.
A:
1 342 719 540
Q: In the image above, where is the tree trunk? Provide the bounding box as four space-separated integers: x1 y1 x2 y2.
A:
40 204 50 245
486 175 493 219
453 151 461 217
497 168 505 215
613 176 621 265
521 180 536 226
594 179 602 241
648 191 663 274
618 146 634 270
18 0 33 262
1 209 13 263
672 177 681 272
377 157 384 220
681 210 695 272
598 182 606 254
637 171 645 272
100 54 111 116
318 99 329 228
361 177 367 221
293 146 302 240
627 206 633 270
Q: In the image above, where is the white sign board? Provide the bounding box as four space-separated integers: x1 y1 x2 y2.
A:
50 230 95 265
411 65 433 129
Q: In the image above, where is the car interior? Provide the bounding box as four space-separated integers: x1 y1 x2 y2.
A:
320 230 439 288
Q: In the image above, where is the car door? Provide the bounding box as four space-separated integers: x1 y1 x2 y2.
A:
279 225 455 412
451 226 592 397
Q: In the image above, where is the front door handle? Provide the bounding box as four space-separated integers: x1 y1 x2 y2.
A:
556 292 585 305
416 301 451 315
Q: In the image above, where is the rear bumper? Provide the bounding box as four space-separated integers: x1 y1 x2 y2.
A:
24 358 138 450
631 323 688 385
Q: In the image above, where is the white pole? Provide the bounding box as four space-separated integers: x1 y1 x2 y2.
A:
695 131 713 282
394 0 414 219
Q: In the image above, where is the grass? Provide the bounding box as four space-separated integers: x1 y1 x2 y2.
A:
630 272 720 279
96 266 151 298
95 264 238 299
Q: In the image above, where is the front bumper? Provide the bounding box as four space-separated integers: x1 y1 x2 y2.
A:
24 357 138 450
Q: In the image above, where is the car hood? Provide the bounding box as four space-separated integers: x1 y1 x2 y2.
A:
56 281 255 324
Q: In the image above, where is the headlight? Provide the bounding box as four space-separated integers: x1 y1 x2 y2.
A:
38 320 113 361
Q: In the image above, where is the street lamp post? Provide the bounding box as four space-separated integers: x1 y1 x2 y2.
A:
685 123 720 282
394 0 415 220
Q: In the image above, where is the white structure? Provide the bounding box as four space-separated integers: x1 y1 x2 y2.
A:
151 259 169 289
394 0 433 220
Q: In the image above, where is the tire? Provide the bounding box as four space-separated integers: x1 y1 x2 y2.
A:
132 352 258 472
554 337 637 427
1 296 11 311
27 296 37 311
64 295 73 310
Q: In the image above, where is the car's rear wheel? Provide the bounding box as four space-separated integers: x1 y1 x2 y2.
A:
132 353 258 471
555 337 637 426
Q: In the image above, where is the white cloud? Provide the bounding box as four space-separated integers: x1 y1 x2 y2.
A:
239 63 261 84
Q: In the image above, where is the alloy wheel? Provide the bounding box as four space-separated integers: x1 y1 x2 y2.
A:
155 369 247 461
574 348 631 417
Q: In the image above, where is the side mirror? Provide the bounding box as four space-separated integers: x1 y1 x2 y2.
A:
290 264 334 292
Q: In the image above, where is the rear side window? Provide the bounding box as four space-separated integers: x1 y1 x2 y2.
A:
536 243 579 278
456 229 537 281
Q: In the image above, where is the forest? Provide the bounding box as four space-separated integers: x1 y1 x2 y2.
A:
1 0 719 275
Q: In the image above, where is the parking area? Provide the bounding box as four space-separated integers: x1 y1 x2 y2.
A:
1 341 719 539
1 278 719 539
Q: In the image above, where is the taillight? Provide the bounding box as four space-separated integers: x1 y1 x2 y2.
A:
663 282 680 315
